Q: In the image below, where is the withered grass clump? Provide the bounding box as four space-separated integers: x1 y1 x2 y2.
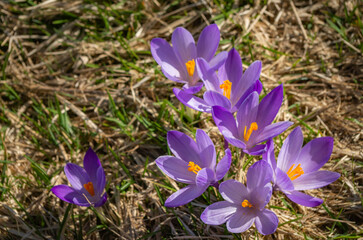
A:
0 0 362 239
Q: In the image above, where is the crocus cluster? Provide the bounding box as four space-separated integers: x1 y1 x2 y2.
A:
152 24 340 236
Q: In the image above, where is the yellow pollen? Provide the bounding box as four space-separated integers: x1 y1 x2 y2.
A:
185 59 195 77
242 199 253 208
244 122 258 142
219 80 232 99
188 161 201 174
286 164 304 181
83 182 95 196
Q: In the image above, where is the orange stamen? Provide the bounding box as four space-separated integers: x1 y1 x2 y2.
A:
286 164 304 181
185 59 195 77
219 80 232 99
83 182 95 196
243 122 258 142
242 199 253 208
188 161 201 174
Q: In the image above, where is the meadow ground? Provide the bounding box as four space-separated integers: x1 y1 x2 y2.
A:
0 0 362 239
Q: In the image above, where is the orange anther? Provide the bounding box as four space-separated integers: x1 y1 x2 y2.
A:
83 182 95 196
219 80 232 99
244 122 258 142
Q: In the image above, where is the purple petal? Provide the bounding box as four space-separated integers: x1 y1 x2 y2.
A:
226 209 255 233
201 201 237 225
247 160 273 191
197 24 220 61
285 190 323 207
155 156 196 184
196 129 216 169
277 127 304 172
196 168 215 187
233 80 262 111
292 171 340 191
254 80 263 94
203 91 232 110
249 183 273 210
94 193 107 207
209 51 228 70
236 92 259 138
212 106 246 149
255 209 278 235
164 184 207 207
64 163 90 191
182 82 203 94
150 38 185 83
83 148 102 185
244 144 266 156
215 149 232 181
297 137 334 173
256 85 283 128
167 131 201 165
223 49 243 86
173 88 211 113
172 27 196 66
219 179 248 204
254 121 293 145
275 168 294 192
196 58 220 92
95 166 106 196
263 139 277 171
51 185 90 207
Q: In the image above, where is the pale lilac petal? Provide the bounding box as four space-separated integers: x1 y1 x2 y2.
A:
155 156 196 184
236 92 259 137
285 190 323 207
164 184 207 207
277 127 304 172
253 121 293 145
215 149 232 181
182 82 203 94
197 24 220 61
196 58 220 92
150 38 185 82
247 160 273 191
51 185 90 207
226 209 255 233
219 179 248 204
203 91 232 110
292 171 340 191
196 129 216 169
196 168 215 187
297 137 334 173
263 139 277 171
201 201 237 225
244 144 266 156
249 184 273 209
172 27 196 65
173 88 211 113
255 209 278 235
256 85 283 128
83 148 101 185
64 163 90 191
167 131 202 166
275 167 294 191
95 166 106 196
209 51 228 70
94 193 107 207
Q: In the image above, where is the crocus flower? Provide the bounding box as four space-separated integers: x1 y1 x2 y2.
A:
51 148 107 207
155 129 232 207
201 160 278 235
150 24 227 93
173 48 262 113
212 85 293 155
263 127 340 207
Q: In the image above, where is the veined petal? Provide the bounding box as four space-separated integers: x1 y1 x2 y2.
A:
155 156 196 184
197 24 220 61
255 209 278 235
167 131 201 166
172 27 196 66
215 149 232 181
64 163 90 191
253 121 293 146
277 127 304 172
196 168 215 187
83 148 102 186
201 201 238 225
223 49 243 86
297 137 334 173
285 190 323 207
226 208 255 233
95 166 106 196
196 58 220 92
94 193 107 207
196 129 216 169
292 171 340 191
219 179 248 204
244 144 266 156
275 167 294 192
232 80 262 111
173 88 211 113
247 160 273 191
51 185 90 207
182 82 203 94
263 139 277 171
164 184 207 207
203 91 232 110
236 92 259 137
209 51 228 70
256 84 283 128
249 184 273 210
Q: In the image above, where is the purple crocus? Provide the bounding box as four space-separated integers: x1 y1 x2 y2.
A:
51 148 107 207
173 48 262 113
150 24 227 93
263 127 340 207
201 160 278 235
212 85 293 155
155 129 232 207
